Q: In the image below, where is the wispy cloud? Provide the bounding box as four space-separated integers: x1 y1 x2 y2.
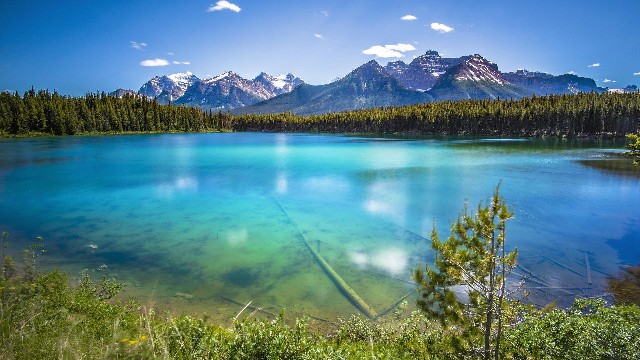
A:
588 63 600 67
207 1 241 12
401 15 417 21
130 41 147 50
603 79 616 83
634 72 640 76
567 70 576 75
386 43 416 52
167 52 175 56
140 58 170 67
314 34 324 39
362 43 416 58
430 22 454 33
320 10 329 17
172 60 191 65
363 46 402 58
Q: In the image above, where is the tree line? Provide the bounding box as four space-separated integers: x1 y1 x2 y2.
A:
0 89 231 135
1 89 639 137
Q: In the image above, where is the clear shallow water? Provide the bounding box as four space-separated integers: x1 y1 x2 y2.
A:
1 133 639 323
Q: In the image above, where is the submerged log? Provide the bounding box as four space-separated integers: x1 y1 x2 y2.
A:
273 196 379 320
220 296 278 318
584 252 593 285
539 254 585 278
376 290 415 318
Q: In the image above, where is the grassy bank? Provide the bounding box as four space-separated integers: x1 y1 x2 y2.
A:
2 235 639 359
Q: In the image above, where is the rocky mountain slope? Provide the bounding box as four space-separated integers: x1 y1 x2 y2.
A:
136 71 304 110
428 54 533 100
232 60 432 115
116 50 610 114
138 72 200 104
384 50 471 91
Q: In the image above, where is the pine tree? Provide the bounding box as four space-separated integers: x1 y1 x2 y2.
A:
626 132 640 166
414 184 518 360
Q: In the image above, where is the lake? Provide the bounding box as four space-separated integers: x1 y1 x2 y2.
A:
1 133 638 325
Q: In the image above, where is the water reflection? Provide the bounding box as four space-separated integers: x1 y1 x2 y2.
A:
304 176 350 193
225 228 248 246
348 248 408 276
276 173 288 194
372 248 408 275
275 134 289 155
1 133 639 322
155 176 198 198
364 179 407 224
349 251 368 268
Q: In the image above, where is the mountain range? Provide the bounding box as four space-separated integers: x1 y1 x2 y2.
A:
119 71 304 111
113 51 616 115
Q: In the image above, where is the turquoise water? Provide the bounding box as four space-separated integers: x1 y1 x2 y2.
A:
1 133 639 323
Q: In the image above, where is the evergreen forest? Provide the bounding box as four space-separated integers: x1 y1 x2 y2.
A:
1 89 639 137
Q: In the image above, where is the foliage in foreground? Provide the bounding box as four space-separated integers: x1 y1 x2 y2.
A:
414 185 518 359
0 263 453 359
503 299 640 359
626 131 640 165
2 232 640 359
2 265 639 360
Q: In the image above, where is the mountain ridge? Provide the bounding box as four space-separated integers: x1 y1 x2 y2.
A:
115 50 613 115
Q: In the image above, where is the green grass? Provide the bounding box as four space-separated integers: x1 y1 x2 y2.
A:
1 234 639 359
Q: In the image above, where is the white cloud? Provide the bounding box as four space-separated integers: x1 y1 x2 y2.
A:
363 45 402 58
567 70 576 74
634 72 640 76
588 63 600 67
362 43 416 58
603 79 616 83
172 60 191 65
167 52 175 56
130 41 147 50
140 58 170 67
314 33 324 39
401 15 417 21
320 10 329 17
207 0 241 12
386 43 416 52
430 22 454 33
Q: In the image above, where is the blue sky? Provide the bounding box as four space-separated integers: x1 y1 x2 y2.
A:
1 0 639 95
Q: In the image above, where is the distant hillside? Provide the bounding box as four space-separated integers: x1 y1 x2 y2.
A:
428 55 533 100
233 60 432 115
2 89 638 138
114 50 616 115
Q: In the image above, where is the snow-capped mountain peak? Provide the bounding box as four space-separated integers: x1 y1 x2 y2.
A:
138 71 200 102
453 55 508 84
167 71 304 110
207 71 238 83
385 50 471 91
253 72 304 95
167 71 195 82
